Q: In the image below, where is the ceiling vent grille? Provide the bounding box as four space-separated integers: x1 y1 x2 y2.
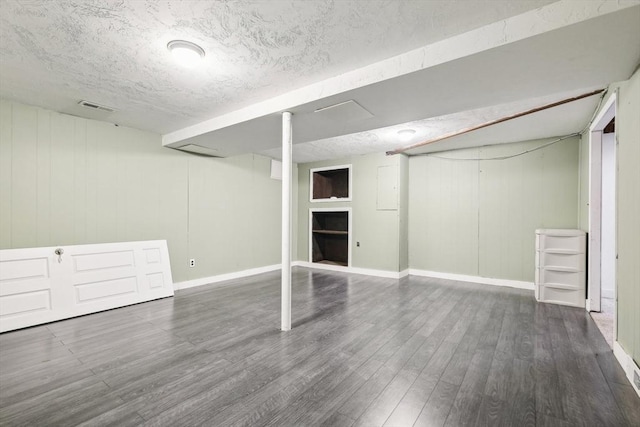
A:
78 100 115 113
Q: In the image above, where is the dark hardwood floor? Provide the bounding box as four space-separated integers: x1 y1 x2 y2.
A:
1 268 638 426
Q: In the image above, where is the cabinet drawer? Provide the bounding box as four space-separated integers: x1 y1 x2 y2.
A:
538 269 585 289
538 234 585 253
538 252 585 271
539 285 585 308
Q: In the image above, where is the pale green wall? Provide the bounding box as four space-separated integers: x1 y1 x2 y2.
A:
409 137 580 282
187 153 281 280
398 154 409 271
616 69 640 366
296 152 407 273
409 149 479 276
0 100 281 283
578 132 589 230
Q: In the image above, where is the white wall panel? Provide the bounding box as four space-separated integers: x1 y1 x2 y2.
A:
376 165 398 210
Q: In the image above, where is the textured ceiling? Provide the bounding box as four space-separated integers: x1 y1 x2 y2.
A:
166 2 640 162
259 90 603 163
0 0 555 134
1 0 639 164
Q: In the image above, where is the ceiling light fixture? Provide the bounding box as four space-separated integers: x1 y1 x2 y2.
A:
167 40 205 68
397 129 416 141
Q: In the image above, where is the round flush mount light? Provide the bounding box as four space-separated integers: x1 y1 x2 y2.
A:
397 129 416 141
167 40 205 68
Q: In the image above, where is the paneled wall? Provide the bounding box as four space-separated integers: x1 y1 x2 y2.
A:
188 154 281 279
409 137 580 283
0 100 281 283
616 70 640 365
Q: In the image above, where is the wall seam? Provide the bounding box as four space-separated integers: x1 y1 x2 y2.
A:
186 159 190 279
577 133 583 228
476 148 481 277
9 103 13 246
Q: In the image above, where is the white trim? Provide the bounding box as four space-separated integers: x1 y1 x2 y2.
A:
309 164 352 202
587 92 616 313
309 207 352 267
588 129 603 311
613 341 640 397
408 269 534 291
591 93 617 130
601 289 614 299
173 264 281 291
294 261 405 279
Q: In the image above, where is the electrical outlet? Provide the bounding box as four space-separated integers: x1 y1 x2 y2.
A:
189 259 195 268
357 241 360 247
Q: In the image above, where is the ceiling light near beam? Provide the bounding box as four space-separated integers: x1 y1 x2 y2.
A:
167 40 205 68
397 129 416 141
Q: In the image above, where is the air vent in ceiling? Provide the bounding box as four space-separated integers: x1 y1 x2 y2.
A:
78 100 115 113
176 144 220 157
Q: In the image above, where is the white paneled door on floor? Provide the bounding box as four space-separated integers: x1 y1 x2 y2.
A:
0 240 174 333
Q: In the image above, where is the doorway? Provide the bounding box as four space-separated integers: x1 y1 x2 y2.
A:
588 94 616 348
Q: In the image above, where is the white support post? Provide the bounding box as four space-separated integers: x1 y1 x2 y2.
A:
281 111 292 331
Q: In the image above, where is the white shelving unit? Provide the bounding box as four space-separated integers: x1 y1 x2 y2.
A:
535 229 586 307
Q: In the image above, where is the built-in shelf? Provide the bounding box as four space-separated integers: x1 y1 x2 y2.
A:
310 165 352 202
310 209 351 266
312 230 348 235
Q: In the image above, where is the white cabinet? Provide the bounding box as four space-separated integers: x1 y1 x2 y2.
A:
535 229 586 307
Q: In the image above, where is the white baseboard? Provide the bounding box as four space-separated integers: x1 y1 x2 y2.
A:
613 341 640 397
293 261 406 279
408 269 534 291
175 265 534 291
174 262 406 291
173 264 281 291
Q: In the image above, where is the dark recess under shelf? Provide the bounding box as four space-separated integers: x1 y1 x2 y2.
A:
312 168 349 200
311 211 349 266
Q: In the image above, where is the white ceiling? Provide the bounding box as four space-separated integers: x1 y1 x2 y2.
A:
1 1 639 163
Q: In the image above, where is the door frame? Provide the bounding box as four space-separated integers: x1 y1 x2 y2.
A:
587 92 616 328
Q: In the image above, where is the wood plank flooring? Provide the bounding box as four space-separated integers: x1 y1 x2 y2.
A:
1 268 638 426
